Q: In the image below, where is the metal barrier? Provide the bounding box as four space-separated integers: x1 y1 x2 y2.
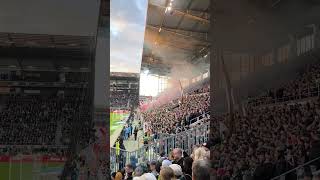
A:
157 112 210 139
110 121 210 173
271 156 320 180
246 83 320 107
189 112 210 125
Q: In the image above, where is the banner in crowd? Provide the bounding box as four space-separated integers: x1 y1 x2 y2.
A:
110 109 129 114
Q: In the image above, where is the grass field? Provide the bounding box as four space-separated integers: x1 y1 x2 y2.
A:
0 162 64 180
110 112 128 136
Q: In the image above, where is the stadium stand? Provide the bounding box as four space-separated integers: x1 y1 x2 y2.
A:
0 0 109 179
143 85 210 134
198 59 320 180
110 91 138 108
110 72 139 109
0 94 93 146
110 81 211 178
210 99 320 179
247 62 320 107
110 0 211 179
109 1 320 180
0 33 101 179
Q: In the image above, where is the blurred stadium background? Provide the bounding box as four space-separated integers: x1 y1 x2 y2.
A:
0 0 108 179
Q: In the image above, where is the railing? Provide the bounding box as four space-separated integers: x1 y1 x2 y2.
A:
110 121 210 173
246 83 320 107
110 145 159 173
189 112 210 125
271 156 320 180
157 112 210 141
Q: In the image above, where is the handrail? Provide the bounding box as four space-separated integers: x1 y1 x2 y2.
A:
271 156 320 180
246 83 320 107
110 119 210 172
110 147 127 152
110 121 210 153
155 112 209 137
189 111 210 125
145 121 210 146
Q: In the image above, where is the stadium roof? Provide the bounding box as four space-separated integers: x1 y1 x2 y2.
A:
213 0 320 52
142 0 210 76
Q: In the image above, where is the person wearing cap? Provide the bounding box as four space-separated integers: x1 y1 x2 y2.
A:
135 166 145 177
162 159 172 169
169 164 184 179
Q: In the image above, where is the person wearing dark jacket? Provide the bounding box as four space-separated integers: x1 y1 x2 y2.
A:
134 126 138 141
172 148 184 170
124 164 134 180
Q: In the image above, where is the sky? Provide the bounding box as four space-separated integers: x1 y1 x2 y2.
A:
110 0 148 73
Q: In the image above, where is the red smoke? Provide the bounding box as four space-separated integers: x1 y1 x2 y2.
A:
140 78 182 111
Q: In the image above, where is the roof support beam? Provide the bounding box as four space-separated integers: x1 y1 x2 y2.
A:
149 3 209 24
147 25 209 43
148 25 207 37
158 0 169 35
175 0 194 29
189 45 211 64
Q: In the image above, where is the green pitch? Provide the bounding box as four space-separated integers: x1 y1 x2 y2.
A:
110 112 128 136
0 162 63 180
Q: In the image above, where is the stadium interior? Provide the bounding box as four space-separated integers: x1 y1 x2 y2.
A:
110 0 211 180
210 1 320 179
0 0 109 179
111 0 320 180
2 0 320 180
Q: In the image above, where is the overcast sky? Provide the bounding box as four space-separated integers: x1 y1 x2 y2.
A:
110 0 148 73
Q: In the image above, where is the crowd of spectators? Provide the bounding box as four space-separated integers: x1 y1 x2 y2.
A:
248 63 320 106
210 99 320 179
137 62 320 179
143 85 210 134
111 91 138 108
0 94 94 146
111 147 211 180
